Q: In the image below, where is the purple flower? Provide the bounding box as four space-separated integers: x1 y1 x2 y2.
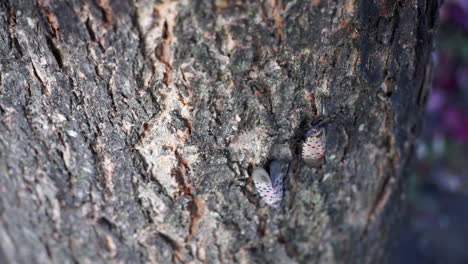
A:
443 106 468 142
440 0 468 31
426 90 446 113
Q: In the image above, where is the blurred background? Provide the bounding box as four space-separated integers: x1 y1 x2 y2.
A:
395 0 468 263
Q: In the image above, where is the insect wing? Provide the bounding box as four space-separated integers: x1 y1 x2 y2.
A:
302 127 325 161
269 161 283 189
252 167 283 208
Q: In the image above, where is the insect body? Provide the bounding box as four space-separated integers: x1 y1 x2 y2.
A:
302 125 325 162
252 161 287 208
301 107 347 162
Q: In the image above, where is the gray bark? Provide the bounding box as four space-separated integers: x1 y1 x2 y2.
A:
0 0 438 263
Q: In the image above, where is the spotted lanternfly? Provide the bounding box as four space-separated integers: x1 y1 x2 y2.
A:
302 125 325 162
301 107 347 162
252 161 287 208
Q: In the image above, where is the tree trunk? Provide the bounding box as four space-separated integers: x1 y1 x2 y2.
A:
0 0 439 263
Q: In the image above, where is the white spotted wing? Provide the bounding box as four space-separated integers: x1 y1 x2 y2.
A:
252 163 285 208
302 126 325 161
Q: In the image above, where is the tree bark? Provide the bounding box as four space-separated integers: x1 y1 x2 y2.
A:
0 0 439 263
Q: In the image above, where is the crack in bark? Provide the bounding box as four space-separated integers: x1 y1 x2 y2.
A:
30 59 50 95
45 37 64 69
40 5 60 39
95 0 113 28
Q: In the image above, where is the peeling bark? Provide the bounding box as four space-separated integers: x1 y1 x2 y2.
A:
0 0 438 263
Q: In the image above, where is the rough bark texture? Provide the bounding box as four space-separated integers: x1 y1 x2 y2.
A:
0 0 439 263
